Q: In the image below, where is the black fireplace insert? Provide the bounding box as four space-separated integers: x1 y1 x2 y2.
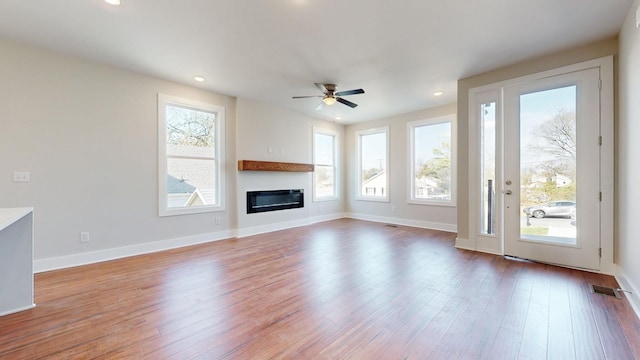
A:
246 189 304 214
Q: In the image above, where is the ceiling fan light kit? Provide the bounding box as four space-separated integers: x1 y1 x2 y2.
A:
322 97 337 106
293 83 365 108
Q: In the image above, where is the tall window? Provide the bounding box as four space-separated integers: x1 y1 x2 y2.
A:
408 115 455 205
356 127 389 201
481 102 496 234
158 94 225 216
313 128 338 200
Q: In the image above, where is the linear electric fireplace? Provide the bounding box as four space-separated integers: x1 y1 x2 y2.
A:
246 189 304 214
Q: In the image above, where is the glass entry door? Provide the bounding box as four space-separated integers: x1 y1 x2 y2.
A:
503 68 601 270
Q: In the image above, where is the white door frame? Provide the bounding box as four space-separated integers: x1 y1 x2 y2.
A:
463 56 614 274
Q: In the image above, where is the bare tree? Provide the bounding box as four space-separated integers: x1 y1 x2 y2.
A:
524 108 577 203
166 106 215 147
529 108 576 160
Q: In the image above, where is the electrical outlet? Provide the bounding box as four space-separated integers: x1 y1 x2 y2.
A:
13 171 30 183
80 232 90 243
215 217 221 225
391 206 397 212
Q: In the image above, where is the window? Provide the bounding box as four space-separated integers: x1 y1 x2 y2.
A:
356 127 389 201
313 128 338 200
408 115 455 205
158 94 225 216
481 102 496 234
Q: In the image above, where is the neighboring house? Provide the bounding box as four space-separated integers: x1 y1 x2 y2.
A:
166 174 196 207
166 144 216 207
362 170 386 196
414 177 438 198
527 173 573 188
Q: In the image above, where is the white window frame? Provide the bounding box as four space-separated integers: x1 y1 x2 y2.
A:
356 126 389 202
312 127 340 201
158 93 225 216
407 114 456 207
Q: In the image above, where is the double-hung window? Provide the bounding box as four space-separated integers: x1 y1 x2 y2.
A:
158 94 225 216
356 126 389 201
408 115 455 205
313 128 339 200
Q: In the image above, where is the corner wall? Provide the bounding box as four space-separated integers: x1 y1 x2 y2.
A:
0 37 237 269
345 104 458 231
617 0 640 316
235 98 345 237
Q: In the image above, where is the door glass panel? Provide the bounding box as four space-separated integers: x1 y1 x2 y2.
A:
481 102 496 235
519 86 577 245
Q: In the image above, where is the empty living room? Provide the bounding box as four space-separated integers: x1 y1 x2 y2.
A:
1 0 640 359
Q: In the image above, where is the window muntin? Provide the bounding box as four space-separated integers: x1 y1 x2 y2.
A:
313 128 338 200
408 115 455 206
356 127 389 201
158 94 225 216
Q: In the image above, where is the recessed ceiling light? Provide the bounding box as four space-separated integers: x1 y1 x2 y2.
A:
433 91 444 97
104 0 122 6
193 76 206 82
335 116 342 120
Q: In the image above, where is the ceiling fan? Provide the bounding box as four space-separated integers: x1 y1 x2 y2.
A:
292 83 365 109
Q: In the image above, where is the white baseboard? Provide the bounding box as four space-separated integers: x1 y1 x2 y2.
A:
33 213 452 273
454 237 502 256
34 229 235 273
309 212 348 225
455 237 474 251
615 267 640 320
236 212 348 238
0 304 35 317
236 218 311 238
346 212 457 233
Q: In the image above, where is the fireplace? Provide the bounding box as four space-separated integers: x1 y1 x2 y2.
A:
246 189 304 214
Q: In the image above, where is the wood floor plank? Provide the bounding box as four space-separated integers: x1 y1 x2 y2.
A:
570 305 606 360
0 219 638 359
517 301 549 359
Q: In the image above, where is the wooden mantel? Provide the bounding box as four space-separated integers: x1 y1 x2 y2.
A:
238 160 314 172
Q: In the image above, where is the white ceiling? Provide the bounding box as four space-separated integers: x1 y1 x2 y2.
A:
0 0 632 124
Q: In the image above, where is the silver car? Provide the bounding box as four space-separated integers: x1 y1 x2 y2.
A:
523 201 576 219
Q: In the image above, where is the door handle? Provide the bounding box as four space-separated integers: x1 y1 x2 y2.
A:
504 190 513 195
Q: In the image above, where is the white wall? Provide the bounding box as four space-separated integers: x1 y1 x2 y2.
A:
235 98 345 236
0 37 237 269
345 104 458 231
617 0 640 315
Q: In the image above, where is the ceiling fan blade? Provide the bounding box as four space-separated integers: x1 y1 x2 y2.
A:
314 83 328 94
336 97 358 108
335 88 365 97
292 95 323 99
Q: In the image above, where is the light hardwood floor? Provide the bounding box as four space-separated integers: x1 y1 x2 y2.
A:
1 219 638 359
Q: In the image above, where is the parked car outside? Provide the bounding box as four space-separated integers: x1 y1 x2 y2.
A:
523 201 576 219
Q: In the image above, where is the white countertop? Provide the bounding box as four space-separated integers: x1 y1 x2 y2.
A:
0 207 33 232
